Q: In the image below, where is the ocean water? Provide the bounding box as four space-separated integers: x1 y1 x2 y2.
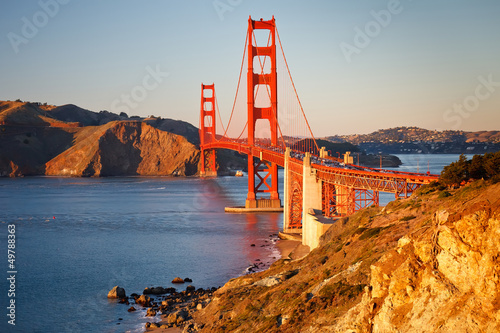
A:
0 154 466 332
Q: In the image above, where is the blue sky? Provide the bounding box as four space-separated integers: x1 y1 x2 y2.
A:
1 0 499 136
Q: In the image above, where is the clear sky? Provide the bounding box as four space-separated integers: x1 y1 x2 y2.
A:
1 0 499 136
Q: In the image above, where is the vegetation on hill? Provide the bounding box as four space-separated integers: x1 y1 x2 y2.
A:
440 152 500 186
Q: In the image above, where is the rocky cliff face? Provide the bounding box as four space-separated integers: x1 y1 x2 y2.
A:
192 181 500 332
45 121 200 177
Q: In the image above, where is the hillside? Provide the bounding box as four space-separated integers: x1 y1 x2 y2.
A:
45 121 200 177
176 180 500 332
325 126 500 154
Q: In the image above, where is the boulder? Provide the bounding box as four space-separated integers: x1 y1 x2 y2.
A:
146 308 157 317
127 306 136 312
184 277 193 283
135 294 152 307
107 286 126 299
172 277 184 284
167 310 188 325
186 285 196 292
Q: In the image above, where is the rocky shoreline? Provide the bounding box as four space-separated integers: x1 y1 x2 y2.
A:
107 234 298 332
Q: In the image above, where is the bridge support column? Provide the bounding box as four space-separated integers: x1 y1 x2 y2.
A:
302 153 323 245
244 16 281 210
199 83 217 177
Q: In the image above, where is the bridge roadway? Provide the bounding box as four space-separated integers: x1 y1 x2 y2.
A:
201 140 439 197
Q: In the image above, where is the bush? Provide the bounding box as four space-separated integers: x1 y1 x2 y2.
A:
438 191 451 198
400 215 416 222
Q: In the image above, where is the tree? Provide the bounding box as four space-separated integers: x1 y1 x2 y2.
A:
483 151 500 179
468 154 486 179
441 154 469 186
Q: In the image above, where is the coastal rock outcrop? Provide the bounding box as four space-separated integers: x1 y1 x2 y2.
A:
172 277 185 284
107 286 126 299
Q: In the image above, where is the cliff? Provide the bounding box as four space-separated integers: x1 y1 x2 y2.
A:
45 121 199 177
191 180 500 332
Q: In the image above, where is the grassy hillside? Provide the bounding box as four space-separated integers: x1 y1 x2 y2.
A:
187 178 500 332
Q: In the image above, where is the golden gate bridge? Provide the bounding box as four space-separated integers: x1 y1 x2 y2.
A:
198 16 438 246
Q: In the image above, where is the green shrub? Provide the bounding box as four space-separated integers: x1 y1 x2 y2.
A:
438 191 451 198
359 227 383 240
400 215 416 222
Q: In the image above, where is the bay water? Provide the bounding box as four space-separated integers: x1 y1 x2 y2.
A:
0 154 466 332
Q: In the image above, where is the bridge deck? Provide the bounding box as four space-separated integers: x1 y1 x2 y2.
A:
201 141 439 195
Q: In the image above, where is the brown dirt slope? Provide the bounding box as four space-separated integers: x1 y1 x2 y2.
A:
45 121 200 177
192 180 500 332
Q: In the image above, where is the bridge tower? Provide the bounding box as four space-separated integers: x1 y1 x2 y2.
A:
245 16 281 209
199 83 217 177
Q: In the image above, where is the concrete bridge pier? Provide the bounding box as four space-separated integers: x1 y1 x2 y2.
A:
301 153 335 249
283 148 291 232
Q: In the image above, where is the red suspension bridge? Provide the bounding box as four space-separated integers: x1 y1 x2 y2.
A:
199 16 438 239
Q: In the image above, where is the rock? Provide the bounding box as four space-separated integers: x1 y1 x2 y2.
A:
186 285 195 292
166 313 178 325
197 303 203 310
135 294 152 307
127 306 136 312
253 270 299 287
172 277 185 284
184 277 193 283
167 310 189 325
107 286 126 299
146 308 157 317
144 286 168 295
118 298 129 305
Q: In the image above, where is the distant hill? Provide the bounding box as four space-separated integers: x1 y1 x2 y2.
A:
325 126 500 154
326 126 500 144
